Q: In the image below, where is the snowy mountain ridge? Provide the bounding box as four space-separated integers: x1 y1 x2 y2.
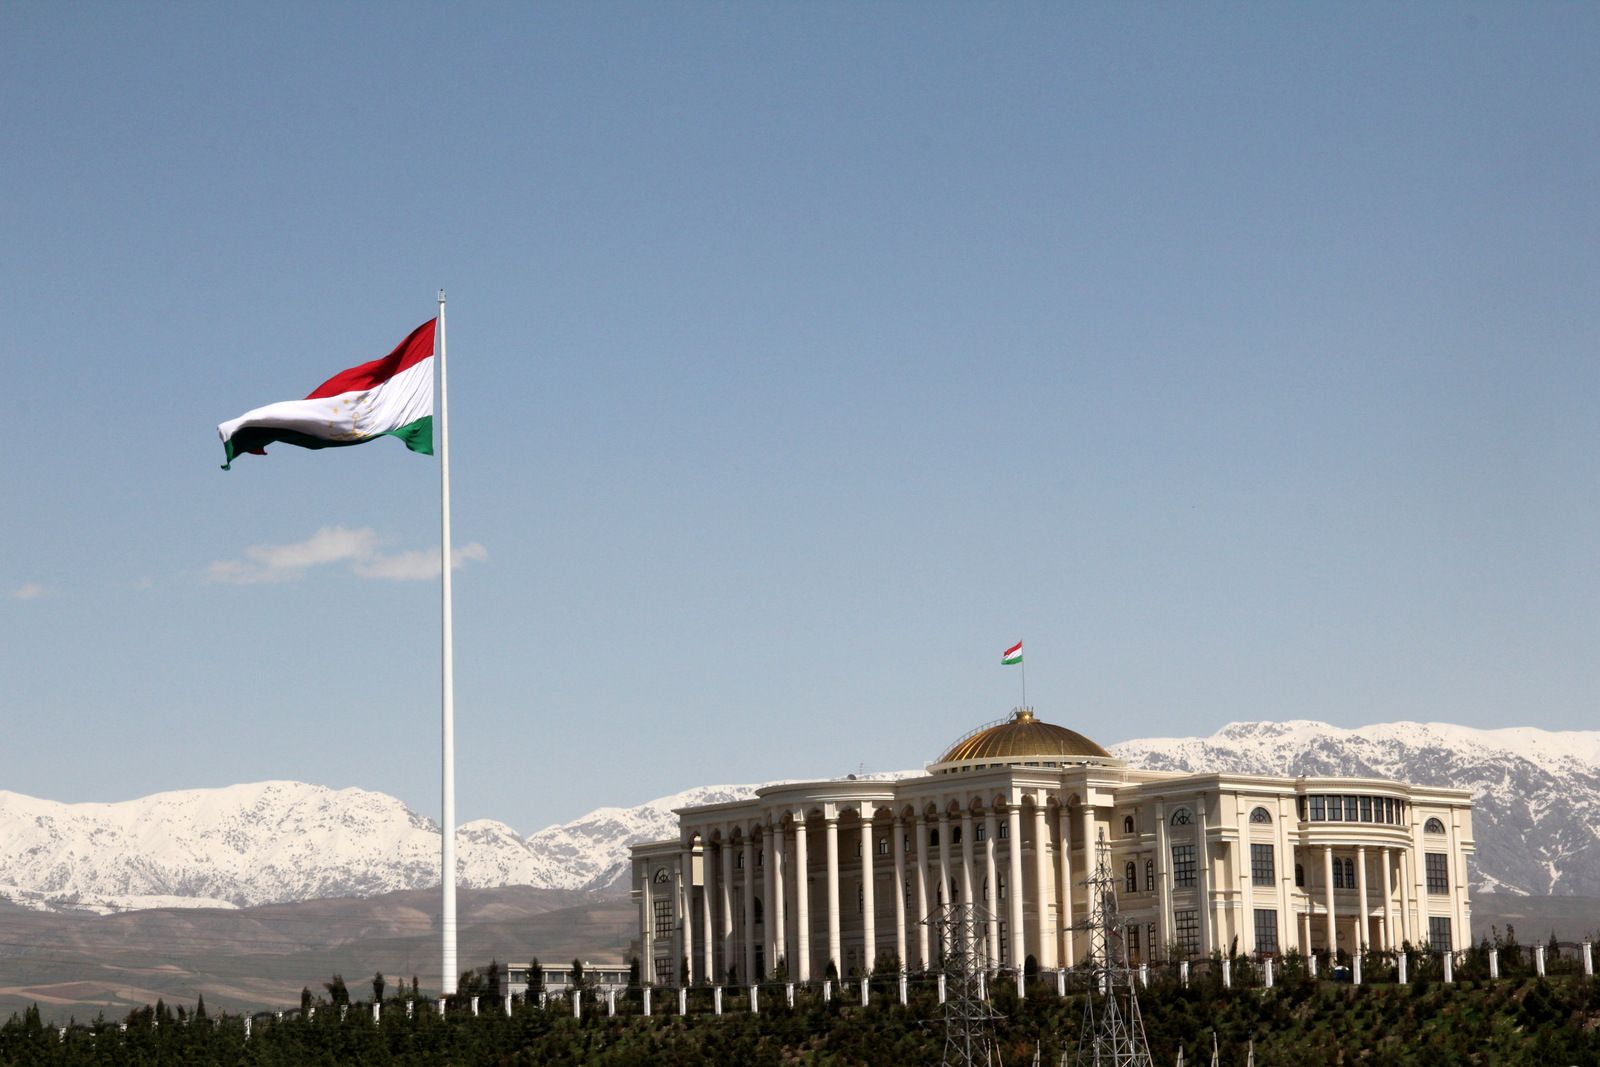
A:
3 719 1597 913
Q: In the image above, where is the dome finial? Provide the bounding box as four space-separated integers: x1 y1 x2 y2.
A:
1013 707 1035 723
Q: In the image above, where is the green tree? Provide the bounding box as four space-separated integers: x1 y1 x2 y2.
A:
324 973 350 1005
372 971 386 1003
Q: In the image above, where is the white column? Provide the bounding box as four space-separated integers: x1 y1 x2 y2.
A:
702 843 715 983
794 815 811 982
641 861 654 985
743 835 757 983
937 811 953 908
960 810 976 913
861 811 877 974
825 815 841 978
1323 846 1337 956
1007 805 1025 970
1155 801 1173 955
892 816 908 972
1354 845 1369 954
984 812 1000 969
720 839 735 982
1382 848 1396 952
1057 805 1074 967
1033 804 1053 968
771 822 787 975
914 814 931 969
1399 849 1413 946
680 848 694 985
1195 801 1212 957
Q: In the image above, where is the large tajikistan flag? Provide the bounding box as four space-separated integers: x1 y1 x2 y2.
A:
218 319 436 470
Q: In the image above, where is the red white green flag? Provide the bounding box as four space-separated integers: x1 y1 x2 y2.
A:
218 319 436 470
1001 640 1023 665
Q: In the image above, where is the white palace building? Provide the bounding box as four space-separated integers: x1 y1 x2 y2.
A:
630 708 1474 986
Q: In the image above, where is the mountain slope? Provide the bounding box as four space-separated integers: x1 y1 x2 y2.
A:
3 720 1597 912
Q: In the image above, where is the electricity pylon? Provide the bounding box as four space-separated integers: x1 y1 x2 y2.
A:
924 901 1002 1067
1069 831 1154 1067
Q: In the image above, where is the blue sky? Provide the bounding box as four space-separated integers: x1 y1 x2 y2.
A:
3 3 1596 832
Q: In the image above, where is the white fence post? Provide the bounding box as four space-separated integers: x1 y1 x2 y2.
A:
1583 941 1593 978
1489 948 1499 979
713 987 722 1015
1263 958 1274 989
1018 969 1026 999
373 1002 381 1023
822 979 831 1003
860 978 869 1006
244 1017 252 1040
643 987 652 1017
1180 960 1190 987
1140 963 1149 988
437 998 446 1017
1443 952 1454 984
679 987 688 1015
1397 952 1407 985
786 982 795 1008
898 974 908 1005
607 989 616 1017
937 974 947 1004
572 991 581 1019
1056 968 1067 996
1535 944 1546 978
750 985 759 1013
469 996 478 1017
1352 954 1361 986
1222 959 1232 989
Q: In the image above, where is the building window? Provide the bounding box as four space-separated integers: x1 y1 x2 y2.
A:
953 825 963 845
982 877 990 902
1294 863 1305 887
1251 843 1275 887
930 829 940 847
998 922 1010 965
1144 859 1155 893
1254 909 1279 954
1172 844 1196 888
756 849 764 868
1124 816 1135 834
1424 817 1446 834
653 899 674 940
1296 796 1307 821
878 837 890 855
998 822 1009 840
754 898 763 926
1309 796 1325 821
1326 796 1342 822
1174 909 1200 957
1332 858 1345 889
1344 858 1355 887
1249 807 1272 824
1360 796 1373 822
1426 853 1449 894
1170 808 1192 827
1344 796 1359 821
1126 862 1138 893
997 873 1007 900
737 852 744 869
1428 916 1452 952
1128 924 1142 964
975 823 987 843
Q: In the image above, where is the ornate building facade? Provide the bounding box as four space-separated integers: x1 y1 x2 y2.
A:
629 709 1474 985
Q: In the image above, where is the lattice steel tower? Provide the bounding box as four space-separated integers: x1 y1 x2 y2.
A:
1069 831 1154 1067
924 901 1002 1067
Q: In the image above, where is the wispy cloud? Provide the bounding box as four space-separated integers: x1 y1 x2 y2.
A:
208 526 487 585
10 582 50 600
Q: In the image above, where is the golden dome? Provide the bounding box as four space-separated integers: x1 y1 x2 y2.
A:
935 708 1112 765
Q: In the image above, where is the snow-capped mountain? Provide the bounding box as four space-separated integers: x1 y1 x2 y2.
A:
3 720 1597 913
1110 720 1600 897
0 780 732 913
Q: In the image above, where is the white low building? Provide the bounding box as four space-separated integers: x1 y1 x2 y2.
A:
630 708 1474 985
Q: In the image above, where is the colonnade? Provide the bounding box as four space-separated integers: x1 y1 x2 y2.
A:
660 800 1091 985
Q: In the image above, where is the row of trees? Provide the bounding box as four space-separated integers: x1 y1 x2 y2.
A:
5 971 1599 1064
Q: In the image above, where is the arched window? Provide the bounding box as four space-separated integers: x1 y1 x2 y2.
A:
952 825 963 845
998 822 1010 840
930 828 940 847
736 852 744 869
1249 807 1272 824
1144 859 1155 892
1170 808 1192 827
877 837 890 855
1424 817 1446 834
975 823 987 842
1294 863 1305 887
1344 858 1355 886
1123 816 1135 835
1125 862 1138 893
754 897 764 924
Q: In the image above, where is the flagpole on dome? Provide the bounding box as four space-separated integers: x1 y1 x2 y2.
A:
437 288 458 997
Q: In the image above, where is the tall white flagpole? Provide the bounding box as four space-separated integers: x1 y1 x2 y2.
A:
437 289 457 995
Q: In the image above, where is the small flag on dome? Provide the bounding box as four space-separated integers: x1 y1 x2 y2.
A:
1001 641 1023 665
